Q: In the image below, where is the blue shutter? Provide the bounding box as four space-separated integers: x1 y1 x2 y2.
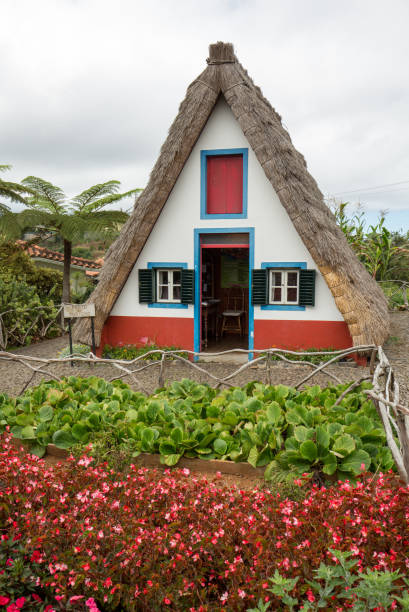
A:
251 269 268 305
139 269 154 303
181 269 195 304
299 269 316 306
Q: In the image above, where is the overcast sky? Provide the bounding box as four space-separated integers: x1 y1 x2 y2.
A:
2 0 409 230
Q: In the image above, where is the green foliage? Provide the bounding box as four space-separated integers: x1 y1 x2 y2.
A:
0 274 60 348
380 280 409 310
265 347 339 365
334 202 409 282
0 242 63 302
0 165 33 240
102 343 188 360
264 549 409 610
70 270 94 303
57 343 90 358
0 377 395 482
1 175 140 301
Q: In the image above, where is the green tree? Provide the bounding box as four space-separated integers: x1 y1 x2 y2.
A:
0 165 32 239
8 176 139 303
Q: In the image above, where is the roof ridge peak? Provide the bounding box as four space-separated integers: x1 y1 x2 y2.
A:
207 41 236 65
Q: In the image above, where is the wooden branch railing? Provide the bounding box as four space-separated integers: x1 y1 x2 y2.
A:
1 344 408 482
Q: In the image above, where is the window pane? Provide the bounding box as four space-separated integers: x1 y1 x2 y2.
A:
173 270 181 284
273 287 282 302
272 271 282 286
159 270 168 284
173 285 181 300
159 285 168 300
287 272 298 286
287 287 297 302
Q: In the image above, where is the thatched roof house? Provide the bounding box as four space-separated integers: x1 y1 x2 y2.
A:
75 42 389 353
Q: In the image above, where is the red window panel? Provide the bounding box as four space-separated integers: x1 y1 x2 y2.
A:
206 155 243 214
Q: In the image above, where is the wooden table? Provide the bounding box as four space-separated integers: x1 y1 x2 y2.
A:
201 299 220 349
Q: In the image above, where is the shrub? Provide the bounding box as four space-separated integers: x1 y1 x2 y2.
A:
57 343 91 358
102 343 188 361
0 242 63 301
266 347 339 365
0 275 60 349
0 433 408 611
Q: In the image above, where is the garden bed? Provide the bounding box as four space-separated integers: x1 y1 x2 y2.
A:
1 433 409 612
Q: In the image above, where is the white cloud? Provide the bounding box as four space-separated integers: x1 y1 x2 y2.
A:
1 0 408 224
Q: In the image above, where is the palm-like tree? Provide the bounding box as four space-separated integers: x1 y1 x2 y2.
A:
0 165 33 239
14 176 140 303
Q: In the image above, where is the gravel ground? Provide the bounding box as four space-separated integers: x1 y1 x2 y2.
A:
1 311 407 400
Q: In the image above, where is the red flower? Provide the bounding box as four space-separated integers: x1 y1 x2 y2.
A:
306 589 315 602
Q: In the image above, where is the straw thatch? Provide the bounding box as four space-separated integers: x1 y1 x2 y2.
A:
75 42 389 347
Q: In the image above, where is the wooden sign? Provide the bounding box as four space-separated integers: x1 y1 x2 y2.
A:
63 303 95 319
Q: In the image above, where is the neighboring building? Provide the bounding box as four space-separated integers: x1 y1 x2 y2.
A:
75 42 389 356
17 241 103 278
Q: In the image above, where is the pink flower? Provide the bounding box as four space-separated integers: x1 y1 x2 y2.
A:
0 597 10 606
15 599 25 610
163 597 172 605
306 589 315 602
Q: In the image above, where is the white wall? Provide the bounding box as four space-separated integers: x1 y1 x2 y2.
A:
111 98 343 322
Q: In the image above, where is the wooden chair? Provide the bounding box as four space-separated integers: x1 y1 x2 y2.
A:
220 287 245 337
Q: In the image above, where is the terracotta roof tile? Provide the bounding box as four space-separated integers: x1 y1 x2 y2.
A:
17 241 103 270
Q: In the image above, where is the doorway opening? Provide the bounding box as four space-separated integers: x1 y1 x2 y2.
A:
200 240 249 352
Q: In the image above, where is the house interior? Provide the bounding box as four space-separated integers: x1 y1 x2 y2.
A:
201 246 249 351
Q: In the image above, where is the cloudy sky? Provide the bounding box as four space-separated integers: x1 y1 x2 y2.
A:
2 0 409 230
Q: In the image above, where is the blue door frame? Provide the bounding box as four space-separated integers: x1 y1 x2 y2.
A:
193 227 255 359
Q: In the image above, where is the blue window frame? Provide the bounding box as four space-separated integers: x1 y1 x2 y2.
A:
200 148 248 219
147 262 188 309
260 262 307 311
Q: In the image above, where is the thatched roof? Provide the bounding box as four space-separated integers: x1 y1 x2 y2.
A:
75 41 389 348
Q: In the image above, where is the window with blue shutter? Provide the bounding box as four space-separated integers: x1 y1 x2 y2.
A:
253 262 316 311
138 263 194 308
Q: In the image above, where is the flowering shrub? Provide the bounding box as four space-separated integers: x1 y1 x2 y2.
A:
0 433 408 611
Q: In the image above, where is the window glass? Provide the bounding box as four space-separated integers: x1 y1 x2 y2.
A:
156 268 182 303
159 270 168 284
287 272 298 286
273 287 281 302
269 269 299 305
287 287 297 302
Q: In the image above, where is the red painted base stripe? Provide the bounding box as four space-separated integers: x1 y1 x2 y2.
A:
254 320 353 351
99 316 360 362
100 316 194 353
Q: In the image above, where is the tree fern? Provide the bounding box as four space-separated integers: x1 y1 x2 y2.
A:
2 175 140 302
